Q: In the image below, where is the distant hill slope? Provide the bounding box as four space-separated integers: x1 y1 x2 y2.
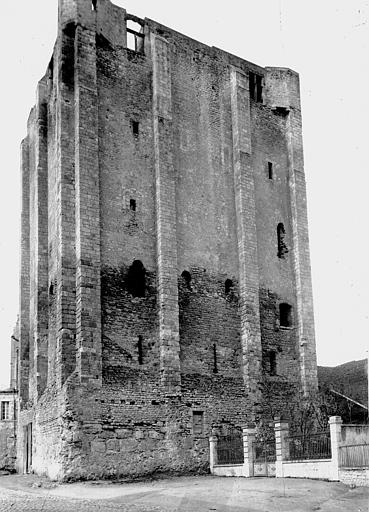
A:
318 359 368 406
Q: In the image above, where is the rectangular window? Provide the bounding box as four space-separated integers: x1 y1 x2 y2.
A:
132 120 139 136
193 411 204 434
1 401 9 420
268 161 273 179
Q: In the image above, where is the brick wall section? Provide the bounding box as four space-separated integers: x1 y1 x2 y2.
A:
230 68 262 408
74 24 102 385
152 34 181 394
264 68 318 394
28 80 49 400
55 19 77 386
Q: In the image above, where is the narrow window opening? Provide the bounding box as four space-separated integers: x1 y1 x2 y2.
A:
91 0 97 11
269 351 277 375
249 71 263 103
213 344 218 374
49 283 54 296
277 222 288 258
138 335 143 365
279 303 292 327
126 19 145 54
132 120 139 136
130 199 136 212
1 401 9 421
225 279 233 295
193 411 204 435
268 161 273 179
181 270 192 290
126 260 146 297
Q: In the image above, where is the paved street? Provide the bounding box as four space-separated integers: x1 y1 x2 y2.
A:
0 474 368 511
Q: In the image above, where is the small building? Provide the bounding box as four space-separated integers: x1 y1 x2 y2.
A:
0 389 17 472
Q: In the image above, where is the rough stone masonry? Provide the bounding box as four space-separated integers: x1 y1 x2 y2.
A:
15 0 318 480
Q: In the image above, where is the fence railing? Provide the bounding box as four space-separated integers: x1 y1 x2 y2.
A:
216 434 244 465
339 443 369 468
288 431 331 461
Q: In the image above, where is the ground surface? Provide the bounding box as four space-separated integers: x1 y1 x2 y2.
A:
0 474 367 511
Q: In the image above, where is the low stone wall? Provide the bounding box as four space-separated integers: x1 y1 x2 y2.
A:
278 459 337 481
339 468 369 487
212 464 248 477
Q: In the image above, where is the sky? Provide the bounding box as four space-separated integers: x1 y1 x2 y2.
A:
0 0 368 389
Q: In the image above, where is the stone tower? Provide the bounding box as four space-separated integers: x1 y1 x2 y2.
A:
17 0 318 480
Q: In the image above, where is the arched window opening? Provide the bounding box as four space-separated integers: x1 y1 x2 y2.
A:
91 0 97 11
181 270 192 290
225 279 233 295
277 223 288 258
127 260 146 297
279 303 292 327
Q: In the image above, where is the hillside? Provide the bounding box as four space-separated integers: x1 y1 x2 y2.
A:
318 359 368 407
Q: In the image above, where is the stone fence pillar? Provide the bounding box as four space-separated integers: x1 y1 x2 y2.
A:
274 417 290 478
329 415 342 481
209 435 218 473
242 425 256 477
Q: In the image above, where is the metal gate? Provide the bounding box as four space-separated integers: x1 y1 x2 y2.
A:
217 434 244 465
253 440 276 477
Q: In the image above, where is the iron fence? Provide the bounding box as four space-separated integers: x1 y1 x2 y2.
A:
288 431 331 461
217 434 244 465
339 443 369 468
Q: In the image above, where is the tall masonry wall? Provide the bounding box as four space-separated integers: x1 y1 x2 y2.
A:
17 0 318 480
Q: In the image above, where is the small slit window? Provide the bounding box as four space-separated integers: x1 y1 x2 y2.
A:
130 199 136 212
268 161 273 180
269 351 277 375
213 344 218 374
192 411 204 435
279 303 292 327
277 223 288 258
132 120 139 137
126 19 145 54
91 0 97 11
138 335 143 365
